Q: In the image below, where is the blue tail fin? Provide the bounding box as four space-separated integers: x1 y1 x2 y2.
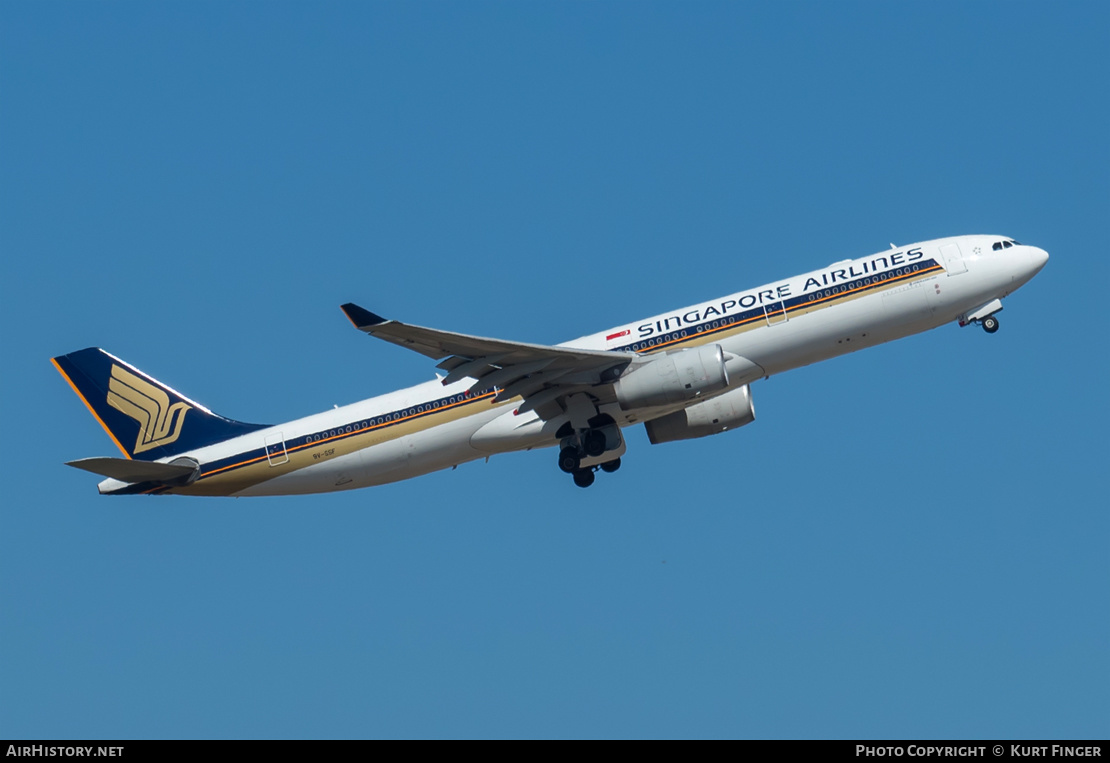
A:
52 348 268 461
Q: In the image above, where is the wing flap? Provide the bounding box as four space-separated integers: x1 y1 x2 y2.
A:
341 303 636 420
443 355 509 386
468 358 554 393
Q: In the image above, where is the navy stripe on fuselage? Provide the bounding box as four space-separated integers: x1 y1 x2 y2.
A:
611 259 944 354
116 388 500 495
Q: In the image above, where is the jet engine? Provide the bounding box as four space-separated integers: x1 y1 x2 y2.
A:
644 384 756 444
615 344 729 410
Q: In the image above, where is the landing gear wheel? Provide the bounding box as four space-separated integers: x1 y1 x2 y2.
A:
600 458 621 474
583 429 606 458
558 447 581 474
572 469 595 488
982 315 1000 334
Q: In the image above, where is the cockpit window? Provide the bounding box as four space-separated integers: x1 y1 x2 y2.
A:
992 239 1021 251
1010 239 1021 245
1003 241 1013 248
992 242 1003 251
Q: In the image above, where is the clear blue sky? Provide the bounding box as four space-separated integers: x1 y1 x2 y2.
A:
2 1 1107 739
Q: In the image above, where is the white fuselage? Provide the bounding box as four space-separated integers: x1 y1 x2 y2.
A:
101 234 1048 496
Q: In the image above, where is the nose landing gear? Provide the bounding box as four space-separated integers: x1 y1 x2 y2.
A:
960 299 1003 334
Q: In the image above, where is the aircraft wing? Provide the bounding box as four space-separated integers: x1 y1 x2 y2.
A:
341 303 635 416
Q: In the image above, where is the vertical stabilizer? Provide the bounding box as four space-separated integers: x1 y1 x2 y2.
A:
52 348 268 461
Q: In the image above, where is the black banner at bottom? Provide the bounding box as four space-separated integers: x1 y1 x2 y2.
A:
1 740 1107 754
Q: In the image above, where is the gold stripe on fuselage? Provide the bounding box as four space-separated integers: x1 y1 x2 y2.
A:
168 391 509 495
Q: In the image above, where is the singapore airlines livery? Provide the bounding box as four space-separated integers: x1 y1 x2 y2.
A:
54 234 1048 495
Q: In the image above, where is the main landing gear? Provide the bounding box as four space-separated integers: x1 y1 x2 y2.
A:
981 315 1000 334
557 418 623 488
572 469 595 488
558 446 581 473
583 429 606 458
570 458 622 488
558 445 621 488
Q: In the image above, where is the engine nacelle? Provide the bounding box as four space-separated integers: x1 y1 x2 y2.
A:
615 344 729 410
644 384 756 444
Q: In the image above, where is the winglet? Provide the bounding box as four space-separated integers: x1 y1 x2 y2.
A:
341 303 388 329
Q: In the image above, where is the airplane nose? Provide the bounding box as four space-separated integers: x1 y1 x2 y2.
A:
1028 246 1049 274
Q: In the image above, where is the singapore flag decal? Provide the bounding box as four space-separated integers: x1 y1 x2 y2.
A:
606 329 630 344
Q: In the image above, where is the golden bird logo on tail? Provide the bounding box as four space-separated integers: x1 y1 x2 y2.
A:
106 364 190 454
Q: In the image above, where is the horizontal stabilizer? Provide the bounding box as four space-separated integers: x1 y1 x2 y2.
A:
66 457 199 485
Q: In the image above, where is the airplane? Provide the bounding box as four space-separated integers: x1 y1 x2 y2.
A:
52 234 1048 495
